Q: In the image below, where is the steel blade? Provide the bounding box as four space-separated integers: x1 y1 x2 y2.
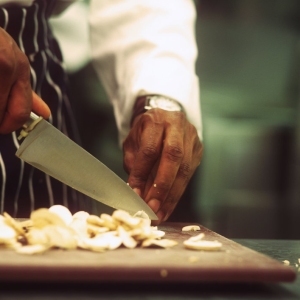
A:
16 119 158 220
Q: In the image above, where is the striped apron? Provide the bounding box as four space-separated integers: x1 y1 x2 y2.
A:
0 0 88 217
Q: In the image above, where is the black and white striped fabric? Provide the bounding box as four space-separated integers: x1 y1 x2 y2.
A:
0 0 86 217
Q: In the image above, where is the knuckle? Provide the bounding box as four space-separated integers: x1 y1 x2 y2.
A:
131 169 149 185
141 144 159 160
178 162 192 180
165 143 184 162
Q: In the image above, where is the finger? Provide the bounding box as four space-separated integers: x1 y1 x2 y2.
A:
123 128 139 175
123 148 135 174
157 161 192 222
32 91 51 119
0 85 11 128
0 73 12 122
123 127 141 197
127 113 164 195
0 29 15 121
123 143 141 196
145 117 184 208
150 155 190 224
143 159 159 205
156 127 203 223
0 80 32 134
145 132 183 212
0 60 15 124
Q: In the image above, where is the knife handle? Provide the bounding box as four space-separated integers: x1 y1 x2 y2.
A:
18 112 43 140
29 112 40 121
22 112 40 129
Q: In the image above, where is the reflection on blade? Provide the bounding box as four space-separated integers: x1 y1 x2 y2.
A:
16 119 158 220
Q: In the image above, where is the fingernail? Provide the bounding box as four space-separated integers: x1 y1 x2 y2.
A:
147 199 161 213
132 187 142 197
157 211 165 222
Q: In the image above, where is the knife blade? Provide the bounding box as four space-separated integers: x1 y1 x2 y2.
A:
16 112 158 220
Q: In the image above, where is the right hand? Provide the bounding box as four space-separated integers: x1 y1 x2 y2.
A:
0 28 50 134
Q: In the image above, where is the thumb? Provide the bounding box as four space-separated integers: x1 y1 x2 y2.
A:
32 91 51 119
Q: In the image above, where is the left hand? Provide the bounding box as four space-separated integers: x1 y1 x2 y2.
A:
123 108 203 224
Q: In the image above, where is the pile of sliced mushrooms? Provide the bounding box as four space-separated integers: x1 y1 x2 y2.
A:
0 205 222 255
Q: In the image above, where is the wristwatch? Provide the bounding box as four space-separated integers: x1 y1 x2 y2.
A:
144 95 184 112
131 95 184 125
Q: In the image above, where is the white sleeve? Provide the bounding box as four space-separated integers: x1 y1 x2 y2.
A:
89 0 202 144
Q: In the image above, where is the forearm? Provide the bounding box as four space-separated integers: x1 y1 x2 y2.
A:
89 0 202 143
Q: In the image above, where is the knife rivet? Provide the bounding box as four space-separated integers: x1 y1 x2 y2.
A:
18 116 43 140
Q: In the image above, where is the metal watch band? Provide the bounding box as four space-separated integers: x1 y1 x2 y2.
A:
130 95 184 126
144 95 184 112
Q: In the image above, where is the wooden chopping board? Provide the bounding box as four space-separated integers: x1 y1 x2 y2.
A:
0 222 296 283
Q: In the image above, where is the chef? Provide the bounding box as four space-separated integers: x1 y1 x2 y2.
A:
0 0 203 224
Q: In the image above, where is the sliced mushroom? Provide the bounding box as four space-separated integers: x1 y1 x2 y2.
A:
86 215 105 227
16 244 50 255
30 208 66 229
112 210 141 228
182 225 201 232
0 217 17 244
183 240 222 251
49 205 73 226
100 213 118 230
3 212 25 235
117 225 137 249
142 238 178 248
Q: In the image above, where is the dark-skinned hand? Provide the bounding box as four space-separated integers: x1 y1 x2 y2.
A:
123 108 203 225
0 28 50 134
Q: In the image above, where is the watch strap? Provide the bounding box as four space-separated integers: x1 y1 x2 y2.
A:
130 95 183 126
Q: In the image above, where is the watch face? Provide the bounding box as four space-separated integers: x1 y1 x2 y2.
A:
148 96 182 111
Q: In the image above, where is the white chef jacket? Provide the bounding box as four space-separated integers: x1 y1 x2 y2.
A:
0 0 202 144
89 0 202 144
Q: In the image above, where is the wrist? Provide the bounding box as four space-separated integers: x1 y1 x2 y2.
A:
131 95 184 126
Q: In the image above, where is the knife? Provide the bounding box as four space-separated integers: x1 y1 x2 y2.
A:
16 112 158 220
